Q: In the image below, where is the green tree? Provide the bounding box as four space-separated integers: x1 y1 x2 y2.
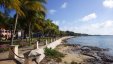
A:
0 0 24 44
44 19 60 37
0 0 47 45
19 0 47 45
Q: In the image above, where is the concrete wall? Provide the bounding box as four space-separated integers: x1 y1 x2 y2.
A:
25 36 74 64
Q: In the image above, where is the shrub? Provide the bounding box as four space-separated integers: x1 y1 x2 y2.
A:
44 47 65 62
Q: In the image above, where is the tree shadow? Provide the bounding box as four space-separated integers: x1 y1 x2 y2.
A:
13 59 22 64
32 58 38 64
0 58 21 64
0 58 11 61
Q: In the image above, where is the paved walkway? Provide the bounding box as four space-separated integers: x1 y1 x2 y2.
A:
28 36 73 63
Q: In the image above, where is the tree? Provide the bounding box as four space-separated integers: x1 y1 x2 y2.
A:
44 19 60 37
0 0 25 45
0 11 15 32
0 0 47 45
19 0 47 45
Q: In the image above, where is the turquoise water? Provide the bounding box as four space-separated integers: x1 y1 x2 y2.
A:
67 36 113 55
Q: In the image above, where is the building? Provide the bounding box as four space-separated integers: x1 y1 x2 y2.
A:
0 28 11 40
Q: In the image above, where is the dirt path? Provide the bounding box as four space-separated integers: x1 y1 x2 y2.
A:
0 46 34 64
0 60 16 64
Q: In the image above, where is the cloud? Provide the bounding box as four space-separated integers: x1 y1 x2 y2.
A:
52 20 59 25
103 0 113 8
102 20 113 27
49 9 56 14
82 13 97 21
61 2 67 8
60 20 113 35
74 20 113 35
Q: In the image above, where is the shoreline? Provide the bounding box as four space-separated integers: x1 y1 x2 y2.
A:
41 37 113 64
57 38 113 64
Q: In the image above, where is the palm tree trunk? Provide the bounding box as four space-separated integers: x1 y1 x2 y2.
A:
11 14 18 45
28 22 31 46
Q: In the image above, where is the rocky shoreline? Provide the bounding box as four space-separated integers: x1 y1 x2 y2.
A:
61 41 113 64
40 38 113 64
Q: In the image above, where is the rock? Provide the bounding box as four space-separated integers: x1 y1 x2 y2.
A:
64 44 81 47
97 52 113 62
81 46 91 52
81 46 113 63
80 46 102 61
81 46 106 51
84 58 103 64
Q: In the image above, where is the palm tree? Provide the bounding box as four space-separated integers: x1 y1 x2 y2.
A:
20 0 47 45
44 19 60 37
0 0 47 45
0 0 24 45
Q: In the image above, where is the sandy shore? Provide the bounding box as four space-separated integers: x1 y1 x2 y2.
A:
56 44 92 64
55 39 113 64
40 38 113 64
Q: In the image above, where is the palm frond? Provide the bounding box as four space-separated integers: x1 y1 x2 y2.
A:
0 0 24 16
25 1 46 12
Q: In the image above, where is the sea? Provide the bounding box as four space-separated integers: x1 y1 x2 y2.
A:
66 36 113 55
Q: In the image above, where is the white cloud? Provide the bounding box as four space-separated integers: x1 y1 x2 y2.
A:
60 20 113 35
82 13 97 21
61 2 67 8
103 0 113 8
102 20 113 27
49 9 56 14
74 20 113 35
52 20 59 25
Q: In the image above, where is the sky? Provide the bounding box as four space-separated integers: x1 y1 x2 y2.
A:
46 0 113 35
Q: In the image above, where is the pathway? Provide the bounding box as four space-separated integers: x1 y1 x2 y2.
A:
0 36 73 64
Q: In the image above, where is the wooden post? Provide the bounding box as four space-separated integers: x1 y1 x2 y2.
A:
9 45 19 59
46 40 48 46
51 38 52 43
37 41 39 49
54 38 56 41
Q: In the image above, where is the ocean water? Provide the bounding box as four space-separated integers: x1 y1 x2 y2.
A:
67 36 113 55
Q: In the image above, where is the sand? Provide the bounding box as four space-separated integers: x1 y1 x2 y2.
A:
0 60 16 64
56 44 92 64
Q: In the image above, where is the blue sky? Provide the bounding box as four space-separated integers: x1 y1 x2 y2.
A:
46 0 113 35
